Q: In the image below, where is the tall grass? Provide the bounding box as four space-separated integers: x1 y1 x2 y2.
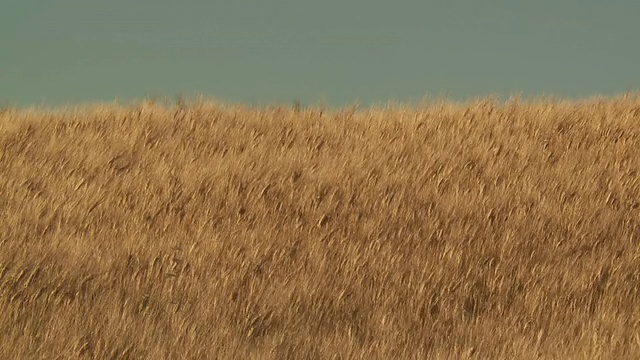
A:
1 96 639 359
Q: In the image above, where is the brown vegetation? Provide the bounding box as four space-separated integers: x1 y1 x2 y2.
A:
1 97 639 359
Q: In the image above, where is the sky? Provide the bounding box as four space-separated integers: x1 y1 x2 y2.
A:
2 1 639 107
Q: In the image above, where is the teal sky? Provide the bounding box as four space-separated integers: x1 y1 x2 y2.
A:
2 1 639 107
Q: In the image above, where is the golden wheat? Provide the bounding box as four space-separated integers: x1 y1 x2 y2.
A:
0 96 639 359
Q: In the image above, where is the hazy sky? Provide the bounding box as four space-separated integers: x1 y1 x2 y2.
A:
2 1 639 107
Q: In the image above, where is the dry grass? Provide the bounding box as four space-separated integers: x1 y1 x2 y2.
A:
1 96 639 359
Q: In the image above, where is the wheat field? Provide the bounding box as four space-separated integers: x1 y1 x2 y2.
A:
1 96 639 359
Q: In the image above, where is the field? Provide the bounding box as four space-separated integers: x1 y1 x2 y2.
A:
1 96 639 359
